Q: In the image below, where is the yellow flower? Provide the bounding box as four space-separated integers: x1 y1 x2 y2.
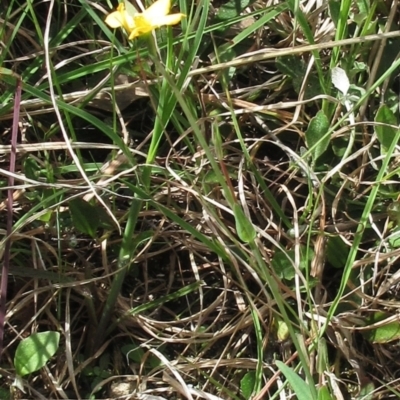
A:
105 0 185 40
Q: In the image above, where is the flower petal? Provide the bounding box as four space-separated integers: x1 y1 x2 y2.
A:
106 3 136 32
143 0 171 21
133 14 154 31
105 11 125 28
128 26 151 39
154 13 185 27
123 11 136 31
108 0 184 39
124 0 138 18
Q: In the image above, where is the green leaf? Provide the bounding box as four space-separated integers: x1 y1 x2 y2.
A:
355 0 370 17
326 236 348 269
214 43 237 81
37 210 53 223
240 371 256 399
318 385 333 400
276 360 314 400
316 338 329 374
388 201 400 226
69 198 114 238
388 228 400 248
0 387 10 400
23 157 40 180
275 317 290 342
233 204 256 243
276 55 322 98
355 381 375 400
328 0 340 27
14 331 60 376
272 248 313 280
375 105 398 151
305 110 330 162
215 0 254 20
204 168 237 184
332 136 348 157
122 343 144 364
272 250 295 280
363 312 400 343
121 343 161 369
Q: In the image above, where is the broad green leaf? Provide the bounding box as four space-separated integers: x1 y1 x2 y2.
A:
23 157 40 180
240 371 256 399
363 312 400 343
0 387 10 400
332 136 348 157
275 317 289 342
37 210 53 223
276 55 322 98
326 236 348 269
272 248 313 280
92 366 110 379
233 204 256 243
272 250 296 280
122 343 144 363
305 110 330 162
69 198 114 238
14 331 60 376
316 338 329 374
388 201 400 226
203 168 237 184
356 381 375 400
122 343 162 369
213 43 237 80
355 0 370 17
327 0 340 27
388 229 400 248
375 38 400 84
318 385 333 400
375 105 398 151
215 0 254 20
276 360 314 400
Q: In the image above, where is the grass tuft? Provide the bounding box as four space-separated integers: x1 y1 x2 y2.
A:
2 0 400 398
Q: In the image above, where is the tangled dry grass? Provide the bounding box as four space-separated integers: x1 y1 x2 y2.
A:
2 1 400 399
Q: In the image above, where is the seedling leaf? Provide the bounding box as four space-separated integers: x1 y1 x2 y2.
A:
240 371 256 399
375 105 397 151
363 312 400 344
233 204 256 243
14 331 60 376
305 110 330 162
276 55 322 98
69 198 114 237
215 0 254 20
272 248 313 280
318 385 333 400
276 360 314 400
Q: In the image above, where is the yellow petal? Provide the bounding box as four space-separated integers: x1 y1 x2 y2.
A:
155 13 185 27
128 30 140 40
133 14 154 31
128 26 150 39
105 11 124 28
144 0 171 21
124 0 138 18
117 3 126 12
122 11 136 31
106 3 136 32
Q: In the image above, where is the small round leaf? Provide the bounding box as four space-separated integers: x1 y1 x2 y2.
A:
14 331 60 376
